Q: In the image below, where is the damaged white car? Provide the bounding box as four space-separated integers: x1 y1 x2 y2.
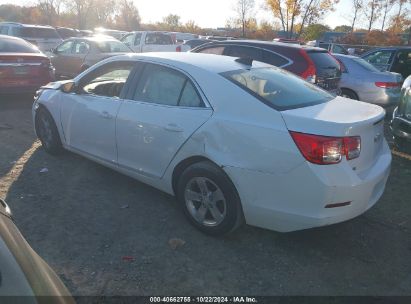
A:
33 52 391 235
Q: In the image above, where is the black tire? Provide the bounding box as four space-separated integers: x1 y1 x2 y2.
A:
341 88 359 100
176 161 244 236
35 107 62 155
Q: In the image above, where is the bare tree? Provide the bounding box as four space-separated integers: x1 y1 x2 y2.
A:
364 0 382 32
350 0 363 32
234 0 255 37
380 0 394 31
37 0 63 25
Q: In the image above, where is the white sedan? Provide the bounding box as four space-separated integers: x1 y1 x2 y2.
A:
33 52 392 235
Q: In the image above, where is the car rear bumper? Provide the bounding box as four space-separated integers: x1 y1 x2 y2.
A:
224 141 392 232
359 88 401 107
391 117 411 141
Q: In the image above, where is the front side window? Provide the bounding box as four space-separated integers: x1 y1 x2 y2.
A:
73 41 90 54
121 34 134 46
363 50 394 70
56 41 73 54
134 33 142 45
132 64 203 107
79 62 134 98
222 67 333 111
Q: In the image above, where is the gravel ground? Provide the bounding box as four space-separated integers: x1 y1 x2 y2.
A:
1 95 411 296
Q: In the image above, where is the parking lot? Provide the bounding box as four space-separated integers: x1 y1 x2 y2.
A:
1 94 411 296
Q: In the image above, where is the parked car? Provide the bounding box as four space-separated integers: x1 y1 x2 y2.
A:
56 27 81 40
191 40 342 95
362 47 411 79
49 36 132 78
0 198 74 301
33 53 391 235
306 40 348 54
0 35 54 94
0 22 63 52
121 31 185 53
335 54 403 107
391 75 411 152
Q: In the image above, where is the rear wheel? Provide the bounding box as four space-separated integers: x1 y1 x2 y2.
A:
35 107 62 155
177 161 244 236
341 88 359 100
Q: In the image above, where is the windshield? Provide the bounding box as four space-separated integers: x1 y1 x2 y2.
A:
353 57 380 72
221 67 333 111
0 38 40 53
14 27 60 39
95 40 131 53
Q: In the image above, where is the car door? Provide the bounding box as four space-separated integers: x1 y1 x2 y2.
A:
71 40 90 75
51 40 74 76
60 60 136 164
116 62 213 178
391 50 411 79
362 49 395 72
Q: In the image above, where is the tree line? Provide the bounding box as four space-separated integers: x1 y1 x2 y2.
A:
0 0 409 45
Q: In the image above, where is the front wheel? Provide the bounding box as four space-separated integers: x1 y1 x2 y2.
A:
177 161 244 236
35 107 62 155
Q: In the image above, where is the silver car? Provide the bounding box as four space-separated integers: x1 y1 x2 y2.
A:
335 54 403 107
49 36 133 78
0 199 74 301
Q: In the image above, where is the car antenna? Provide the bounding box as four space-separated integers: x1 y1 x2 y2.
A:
235 57 253 66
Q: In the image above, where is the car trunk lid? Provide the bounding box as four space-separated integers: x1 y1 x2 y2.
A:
0 53 50 79
281 96 386 172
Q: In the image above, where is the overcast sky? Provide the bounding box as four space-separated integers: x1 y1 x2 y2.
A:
0 0 387 30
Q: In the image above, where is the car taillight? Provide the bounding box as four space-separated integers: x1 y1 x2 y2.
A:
344 136 361 160
176 45 182 52
299 49 316 83
290 131 361 165
375 82 401 88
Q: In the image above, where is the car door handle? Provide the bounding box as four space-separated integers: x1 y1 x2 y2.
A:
164 123 183 132
100 111 113 119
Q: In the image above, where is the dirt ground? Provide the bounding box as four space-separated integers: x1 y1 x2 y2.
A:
1 95 411 296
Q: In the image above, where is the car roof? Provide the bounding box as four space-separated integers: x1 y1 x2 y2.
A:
197 39 325 51
109 52 272 74
70 36 119 42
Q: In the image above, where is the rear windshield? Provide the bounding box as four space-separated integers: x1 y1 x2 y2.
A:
0 38 40 53
221 67 333 111
352 57 380 72
14 27 60 39
308 51 340 69
95 40 131 53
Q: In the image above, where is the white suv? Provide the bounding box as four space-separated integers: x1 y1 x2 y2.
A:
0 22 62 52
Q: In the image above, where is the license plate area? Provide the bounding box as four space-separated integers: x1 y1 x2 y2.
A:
14 66 29 75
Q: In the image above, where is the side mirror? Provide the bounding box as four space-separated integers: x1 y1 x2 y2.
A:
61 81 76 93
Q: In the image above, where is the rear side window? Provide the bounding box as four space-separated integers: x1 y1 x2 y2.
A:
145 33 173 45
132 63 203 107
307 51 340 70
221 67 333 111
95 40 131 53
197 46 225 55
226 46 263 61
262 50 289 67
14 27 60 39
0 26 9 35
0 37 40 53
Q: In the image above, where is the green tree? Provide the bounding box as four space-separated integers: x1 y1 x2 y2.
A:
334 25 352 32
300 23 330 40
162 14 181 30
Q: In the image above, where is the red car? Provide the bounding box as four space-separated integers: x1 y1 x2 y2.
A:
0 35 54 94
